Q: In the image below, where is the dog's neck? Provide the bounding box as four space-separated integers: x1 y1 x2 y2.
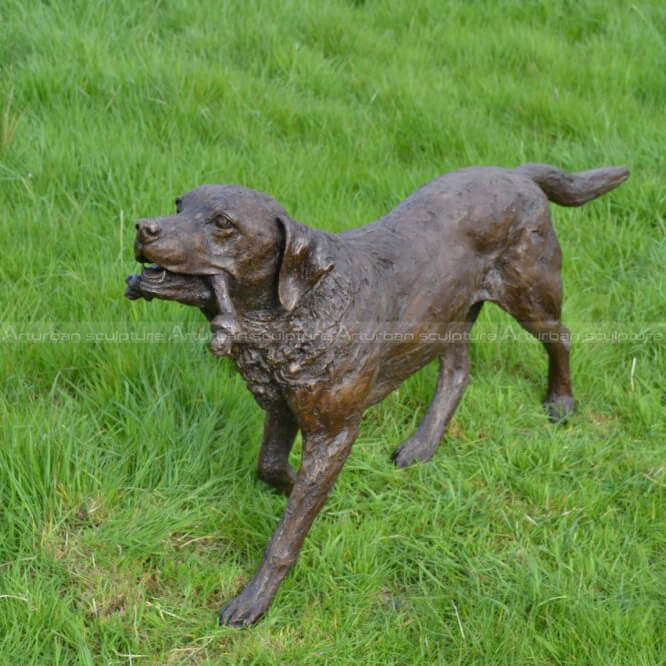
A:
228 274 281 312
234 270 351 339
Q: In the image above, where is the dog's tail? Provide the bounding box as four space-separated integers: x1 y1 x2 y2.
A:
514 163 629 207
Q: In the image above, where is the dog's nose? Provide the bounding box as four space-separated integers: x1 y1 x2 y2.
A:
136 219 161 243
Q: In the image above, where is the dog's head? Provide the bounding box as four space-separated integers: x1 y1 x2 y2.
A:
134 185 335 311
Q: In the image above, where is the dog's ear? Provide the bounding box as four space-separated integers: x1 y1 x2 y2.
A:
276 215 335 311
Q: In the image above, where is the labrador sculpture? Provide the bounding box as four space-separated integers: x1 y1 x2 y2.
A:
125 162 629 626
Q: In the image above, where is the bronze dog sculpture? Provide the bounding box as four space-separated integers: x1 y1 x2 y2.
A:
125 163 629 626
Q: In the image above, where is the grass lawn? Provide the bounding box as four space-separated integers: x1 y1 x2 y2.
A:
1 0 664 663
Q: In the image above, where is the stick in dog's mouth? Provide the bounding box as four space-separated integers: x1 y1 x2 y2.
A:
125 264 215 312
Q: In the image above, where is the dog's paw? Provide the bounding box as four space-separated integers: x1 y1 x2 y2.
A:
258 465 296 495
210 330 232 356
544 395 576 424
392 437 435 468
219 588 268 628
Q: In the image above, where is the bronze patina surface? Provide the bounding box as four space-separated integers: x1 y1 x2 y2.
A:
125 162 628 626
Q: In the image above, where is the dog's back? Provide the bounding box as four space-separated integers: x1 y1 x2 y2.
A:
340 164 627 323
335 164 628 404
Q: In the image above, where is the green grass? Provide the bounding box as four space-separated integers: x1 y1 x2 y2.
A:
1 0 664 663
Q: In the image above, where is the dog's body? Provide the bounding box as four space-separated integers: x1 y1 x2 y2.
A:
126 163 628 626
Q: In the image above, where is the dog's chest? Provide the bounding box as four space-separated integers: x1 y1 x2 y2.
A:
231 320 339 409
229 274 353 408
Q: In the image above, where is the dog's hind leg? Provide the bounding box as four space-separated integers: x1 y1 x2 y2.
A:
527 320 574 423
392 341 471 468
494 227 575 422
257 404 299 495
393 303 483 468
505 303 575 422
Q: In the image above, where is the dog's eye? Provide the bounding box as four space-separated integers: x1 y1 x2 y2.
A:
212 213 234 231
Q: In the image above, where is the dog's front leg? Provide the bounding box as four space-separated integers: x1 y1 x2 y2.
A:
219 424 358 627
257 405 299 495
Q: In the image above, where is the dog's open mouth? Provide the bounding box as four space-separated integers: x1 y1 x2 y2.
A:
125 263 170 301
140 263 168 284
